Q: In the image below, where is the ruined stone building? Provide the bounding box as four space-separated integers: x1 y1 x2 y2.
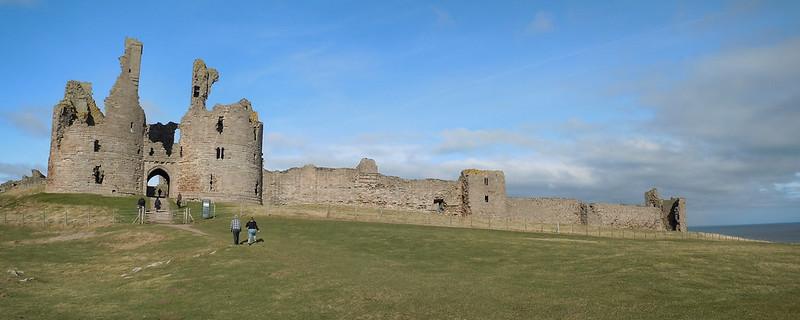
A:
46 38 263 204
0 169 46 194
42 38 686 231
264 159 688 231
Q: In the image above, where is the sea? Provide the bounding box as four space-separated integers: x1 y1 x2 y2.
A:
690 222 800 244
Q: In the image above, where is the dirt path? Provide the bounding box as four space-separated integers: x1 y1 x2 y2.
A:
162 224 208 236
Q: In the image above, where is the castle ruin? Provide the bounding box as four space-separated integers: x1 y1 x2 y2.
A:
42 38 686 231
46 38 263 204
264 159 687 231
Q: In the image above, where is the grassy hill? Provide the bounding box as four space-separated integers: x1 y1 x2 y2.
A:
1 197 798 319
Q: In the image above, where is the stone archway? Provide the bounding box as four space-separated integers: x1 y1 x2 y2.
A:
146 167 170 198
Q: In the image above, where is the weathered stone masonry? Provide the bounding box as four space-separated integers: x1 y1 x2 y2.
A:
42 38 686 231
46 38 264 204
265 159 687 231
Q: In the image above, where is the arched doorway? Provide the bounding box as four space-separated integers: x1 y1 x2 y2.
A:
146 168 170 198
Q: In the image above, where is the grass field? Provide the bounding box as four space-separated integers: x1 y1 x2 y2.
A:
1 204 799 319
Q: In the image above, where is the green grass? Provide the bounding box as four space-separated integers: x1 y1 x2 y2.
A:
1 207 798 319
0 192 148 211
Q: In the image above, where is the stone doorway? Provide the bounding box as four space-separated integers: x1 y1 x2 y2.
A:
146 168 170 198
434 199 445 213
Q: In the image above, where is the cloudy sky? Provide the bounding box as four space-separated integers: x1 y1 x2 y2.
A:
1 0 798 225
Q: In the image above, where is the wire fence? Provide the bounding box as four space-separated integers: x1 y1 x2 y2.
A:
246 203 761 243
0 207 197 228
0 202 761 243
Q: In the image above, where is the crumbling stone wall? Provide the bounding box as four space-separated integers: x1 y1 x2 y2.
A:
661 197 687 232
586 203 663 229
506 198 584 224
0 170 46 193
46 38 146 196
459 169 506 216
264 158 461 212
266 159 687 230
177 59 263 204
46 39 263 204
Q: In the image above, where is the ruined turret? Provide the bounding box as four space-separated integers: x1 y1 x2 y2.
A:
46 37 146 195
178 59 263 204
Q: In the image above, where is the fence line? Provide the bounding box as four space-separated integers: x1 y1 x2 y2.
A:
246 203 759 243
0 203 759 243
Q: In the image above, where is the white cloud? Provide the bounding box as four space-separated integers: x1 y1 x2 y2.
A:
431 6 454 26
0 162 44 183
1 108 50 137
774 173 800 199
526 11 555 34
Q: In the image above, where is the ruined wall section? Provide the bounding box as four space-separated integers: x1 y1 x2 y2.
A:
177 59 263 204
661 197 687 232
459 169 506 216
0 170 46 193
586 203 663 229
506 198 584 224
264 159 461 212
46 38 145 195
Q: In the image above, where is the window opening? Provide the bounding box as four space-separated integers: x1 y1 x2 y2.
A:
484 177 488 185
215 147 220 159
193 86 200 97
485 195 489 203
149 147 154 156
216 117 224 134
221 147 225 159
93 166 104 184
93 140 100 152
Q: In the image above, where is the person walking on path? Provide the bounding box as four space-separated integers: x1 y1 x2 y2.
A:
154 197 162 211
230 215 241 245
245 217 259 245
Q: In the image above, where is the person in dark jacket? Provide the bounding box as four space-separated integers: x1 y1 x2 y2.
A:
137 197 146 210
154 198 162 211
245 217 259 245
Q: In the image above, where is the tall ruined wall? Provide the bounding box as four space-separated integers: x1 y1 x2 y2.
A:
264 158 461 212
459 169 506 216
177 60 263 204
46 38 146 195
661 197 687 232
586 203 663 230
506 194 675 230
506 198 584 224
0 170 46 193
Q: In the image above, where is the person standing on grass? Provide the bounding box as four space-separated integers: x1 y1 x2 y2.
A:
246 217 259 245
231 215 241 245
154 197 162 211
137 197 145 210
176 193 182 208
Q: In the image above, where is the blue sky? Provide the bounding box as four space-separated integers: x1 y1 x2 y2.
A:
1 0 799 225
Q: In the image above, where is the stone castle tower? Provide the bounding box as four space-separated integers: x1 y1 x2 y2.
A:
46 38 264 204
